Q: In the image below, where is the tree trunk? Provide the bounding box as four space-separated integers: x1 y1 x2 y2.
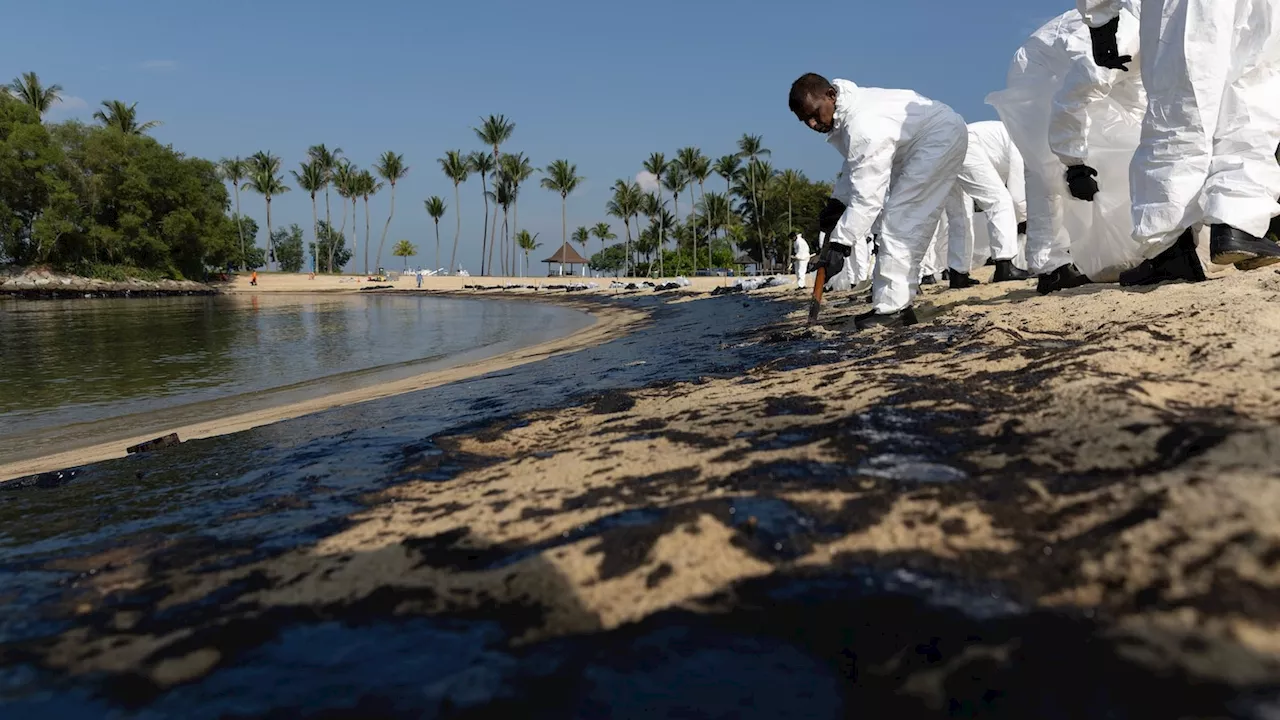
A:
488 147 500 276
688 184 697 274
559 194 567 276
352 197 359 273
323 188 332 271
364 197 372 272
233 182 245 270
377 182 396 273
450 183 461 275
434 221 441 273
310 193 319 274
479 175 489 275
502 209 509 277
265 196 274 271
622 218 631 278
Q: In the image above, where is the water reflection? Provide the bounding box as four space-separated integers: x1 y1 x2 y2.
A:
0 294 590 449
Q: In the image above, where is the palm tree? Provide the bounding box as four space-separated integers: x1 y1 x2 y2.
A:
373 151 408 274
737 135 771 270
662 166 687 266
540 159 583 275
359 170 383 272
475 115 516 274
332 161 356 272
93 100 160 135
515 230 541 277
699 191 733 245
218 157 249 269
500 152 533 276
291 161 327 273
244 152 289 271
424 196 447 272
608 180 640 277
591 222 616 258
487 179 515 275
439 151 469 275
643 153 669 277
714 155 741 197
392 240 418 270
307 145 343 251
469 151 496 274
8 72 62 116
777 168 803 243
678 147 710 273
572 226 591 254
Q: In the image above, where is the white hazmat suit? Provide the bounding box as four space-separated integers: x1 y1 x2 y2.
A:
826 79 967 314
1077 0 1280 256
987 7 1147 279
792 234 811 288
944 121 1028 274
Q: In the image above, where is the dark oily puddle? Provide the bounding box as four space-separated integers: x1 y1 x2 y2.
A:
0 566 1246 719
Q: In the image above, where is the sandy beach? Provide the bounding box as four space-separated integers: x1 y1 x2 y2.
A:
4 261 1280 716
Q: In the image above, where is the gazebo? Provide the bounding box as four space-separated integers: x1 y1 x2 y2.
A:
543 242 590 276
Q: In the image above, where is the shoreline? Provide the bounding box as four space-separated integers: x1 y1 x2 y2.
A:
0 293 646 482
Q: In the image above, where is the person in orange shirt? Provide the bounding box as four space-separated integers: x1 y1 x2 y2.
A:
250 270 258 286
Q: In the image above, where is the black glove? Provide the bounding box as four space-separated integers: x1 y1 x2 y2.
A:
808 241 851 277
1088 17 1131 71
1017 221 1027 235
817 197 847 236
1065 165 1099 201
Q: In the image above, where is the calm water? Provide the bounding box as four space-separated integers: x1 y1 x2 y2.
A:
0 294 592 461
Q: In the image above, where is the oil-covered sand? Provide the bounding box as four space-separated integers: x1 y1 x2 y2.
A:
3 263 1280 718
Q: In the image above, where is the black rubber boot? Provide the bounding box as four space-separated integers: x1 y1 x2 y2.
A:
1118 229 1206 286
984 257 996 267
1036 263 1091 295
855 306 918 330
920 274 937 285
993 259 1032 282
949 271 981 289
940 269 950 281
1210 224 1280 270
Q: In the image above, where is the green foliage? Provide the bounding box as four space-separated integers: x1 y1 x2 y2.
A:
392 239 417 269
93 100 161 135
589 243 627 273
309 220 352 273
205 214 262 271
0 95 235 279
8 72 62 116
273 224 305 272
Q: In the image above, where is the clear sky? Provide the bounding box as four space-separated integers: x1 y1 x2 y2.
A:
4 0 1068 273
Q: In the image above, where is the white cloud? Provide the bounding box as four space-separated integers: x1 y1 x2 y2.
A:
140 59 178 72
46 94 89 118
636 170 660 193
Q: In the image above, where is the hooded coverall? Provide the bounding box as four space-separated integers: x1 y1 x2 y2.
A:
825 79 968 314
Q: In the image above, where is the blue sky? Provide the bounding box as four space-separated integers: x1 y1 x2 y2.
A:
4 0 1067 273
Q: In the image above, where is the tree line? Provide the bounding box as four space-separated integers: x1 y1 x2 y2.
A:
4 71 830 280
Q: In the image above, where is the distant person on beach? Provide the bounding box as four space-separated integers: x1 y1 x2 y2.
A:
791 232 811 288
416 268 424 288
954 121 1030 287
790 72 967 329
1077 0 1280 284
250 270 258 286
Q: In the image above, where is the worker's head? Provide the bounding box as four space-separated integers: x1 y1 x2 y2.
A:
789 73 837 134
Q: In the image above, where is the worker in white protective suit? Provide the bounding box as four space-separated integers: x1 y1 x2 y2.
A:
1077 0 1280 284
791 232 811 288
943 121 1032 288
989 6 1146 294
790 73 967 330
